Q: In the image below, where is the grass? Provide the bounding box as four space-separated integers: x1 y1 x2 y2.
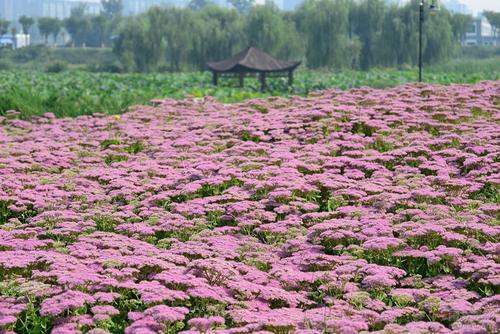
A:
0 46 120 72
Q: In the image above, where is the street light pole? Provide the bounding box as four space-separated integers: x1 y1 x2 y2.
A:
419 1 424 82
418 0 438 83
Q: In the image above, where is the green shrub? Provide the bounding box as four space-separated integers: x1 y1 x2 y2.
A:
12 45 50 63
0 60 11 71
45 61 68 73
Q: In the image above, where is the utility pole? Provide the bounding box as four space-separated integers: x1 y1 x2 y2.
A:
419 1 424 82
418 1 439 82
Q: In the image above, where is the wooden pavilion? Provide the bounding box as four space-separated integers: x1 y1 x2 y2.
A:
207 47 301 92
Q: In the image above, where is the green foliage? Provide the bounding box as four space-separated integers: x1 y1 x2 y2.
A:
104 154 129 165
0 67 498 119
62 4 117 48
484 11 500 41
297 0 359 69
245 3 304 61
15 299 53 334
468 281 498 297
0 19 9 35
125 142 145 154
64 14 91 47
93 214 118 232
369 137 394 152
37 17 61 45
326 195 348 212
450 13 473 43
101 138 124 149
470 183 500 204
0 60 11 70
322 235 361 255
19 16 35 35
112 0 466 71
101 0 124 18
5 1 490 72
229 0 255 14
364 251 457 278
0 201 37 225
351 122 375 136
0 200 15 225
240 130 261 142
351 0 386 69
428 56 500 76
45 60 68 73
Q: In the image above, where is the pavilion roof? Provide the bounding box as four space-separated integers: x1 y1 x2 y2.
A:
207 47 301 73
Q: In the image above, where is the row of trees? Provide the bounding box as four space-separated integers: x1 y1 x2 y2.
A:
114 0 483 72
2 0 499 72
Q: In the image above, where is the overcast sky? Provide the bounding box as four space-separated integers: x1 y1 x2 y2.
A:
453 0 500 14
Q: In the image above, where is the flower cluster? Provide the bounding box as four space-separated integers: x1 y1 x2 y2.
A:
0 82 499 333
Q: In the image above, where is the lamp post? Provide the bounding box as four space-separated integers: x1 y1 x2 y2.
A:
419 0 439 82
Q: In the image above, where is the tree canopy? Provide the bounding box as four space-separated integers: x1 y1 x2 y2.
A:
229 0 255 14
101 0 124 17
11 0 478 72
0 19 9 36
484 11 500 42
19 16 35 35
38 17 61 44
111 0 472 72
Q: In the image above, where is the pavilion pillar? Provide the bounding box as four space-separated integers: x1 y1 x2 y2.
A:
260 72 267 92
239 72 245 88
288 70 294 87
212 71 218 86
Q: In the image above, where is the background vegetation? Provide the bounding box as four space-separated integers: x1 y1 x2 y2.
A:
113 0 479 72
1 60 499 119
3 0 499 73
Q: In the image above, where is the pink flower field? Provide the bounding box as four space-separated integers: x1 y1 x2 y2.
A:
0 82 499 334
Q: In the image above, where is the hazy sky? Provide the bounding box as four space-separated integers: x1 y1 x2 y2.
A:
460 0 500 14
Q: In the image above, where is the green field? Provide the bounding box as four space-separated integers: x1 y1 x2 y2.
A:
1 63 499 119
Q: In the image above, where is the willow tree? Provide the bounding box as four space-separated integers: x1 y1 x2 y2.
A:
113 16 149 71
351 0 385 69
190 5 244 69
423 8 455 64
296 0 356 69
450 13 473 44
244 3 290 58
162 8 196 71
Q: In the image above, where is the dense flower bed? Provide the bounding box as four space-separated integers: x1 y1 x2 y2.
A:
0 82 499 334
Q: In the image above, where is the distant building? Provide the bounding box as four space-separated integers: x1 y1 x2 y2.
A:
0 34 14 48
0 0 101 20
280 0 402 10
443 0 472 15
15 33 31 48
0 33 30 48
465 15 497 45
122 0 188 15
